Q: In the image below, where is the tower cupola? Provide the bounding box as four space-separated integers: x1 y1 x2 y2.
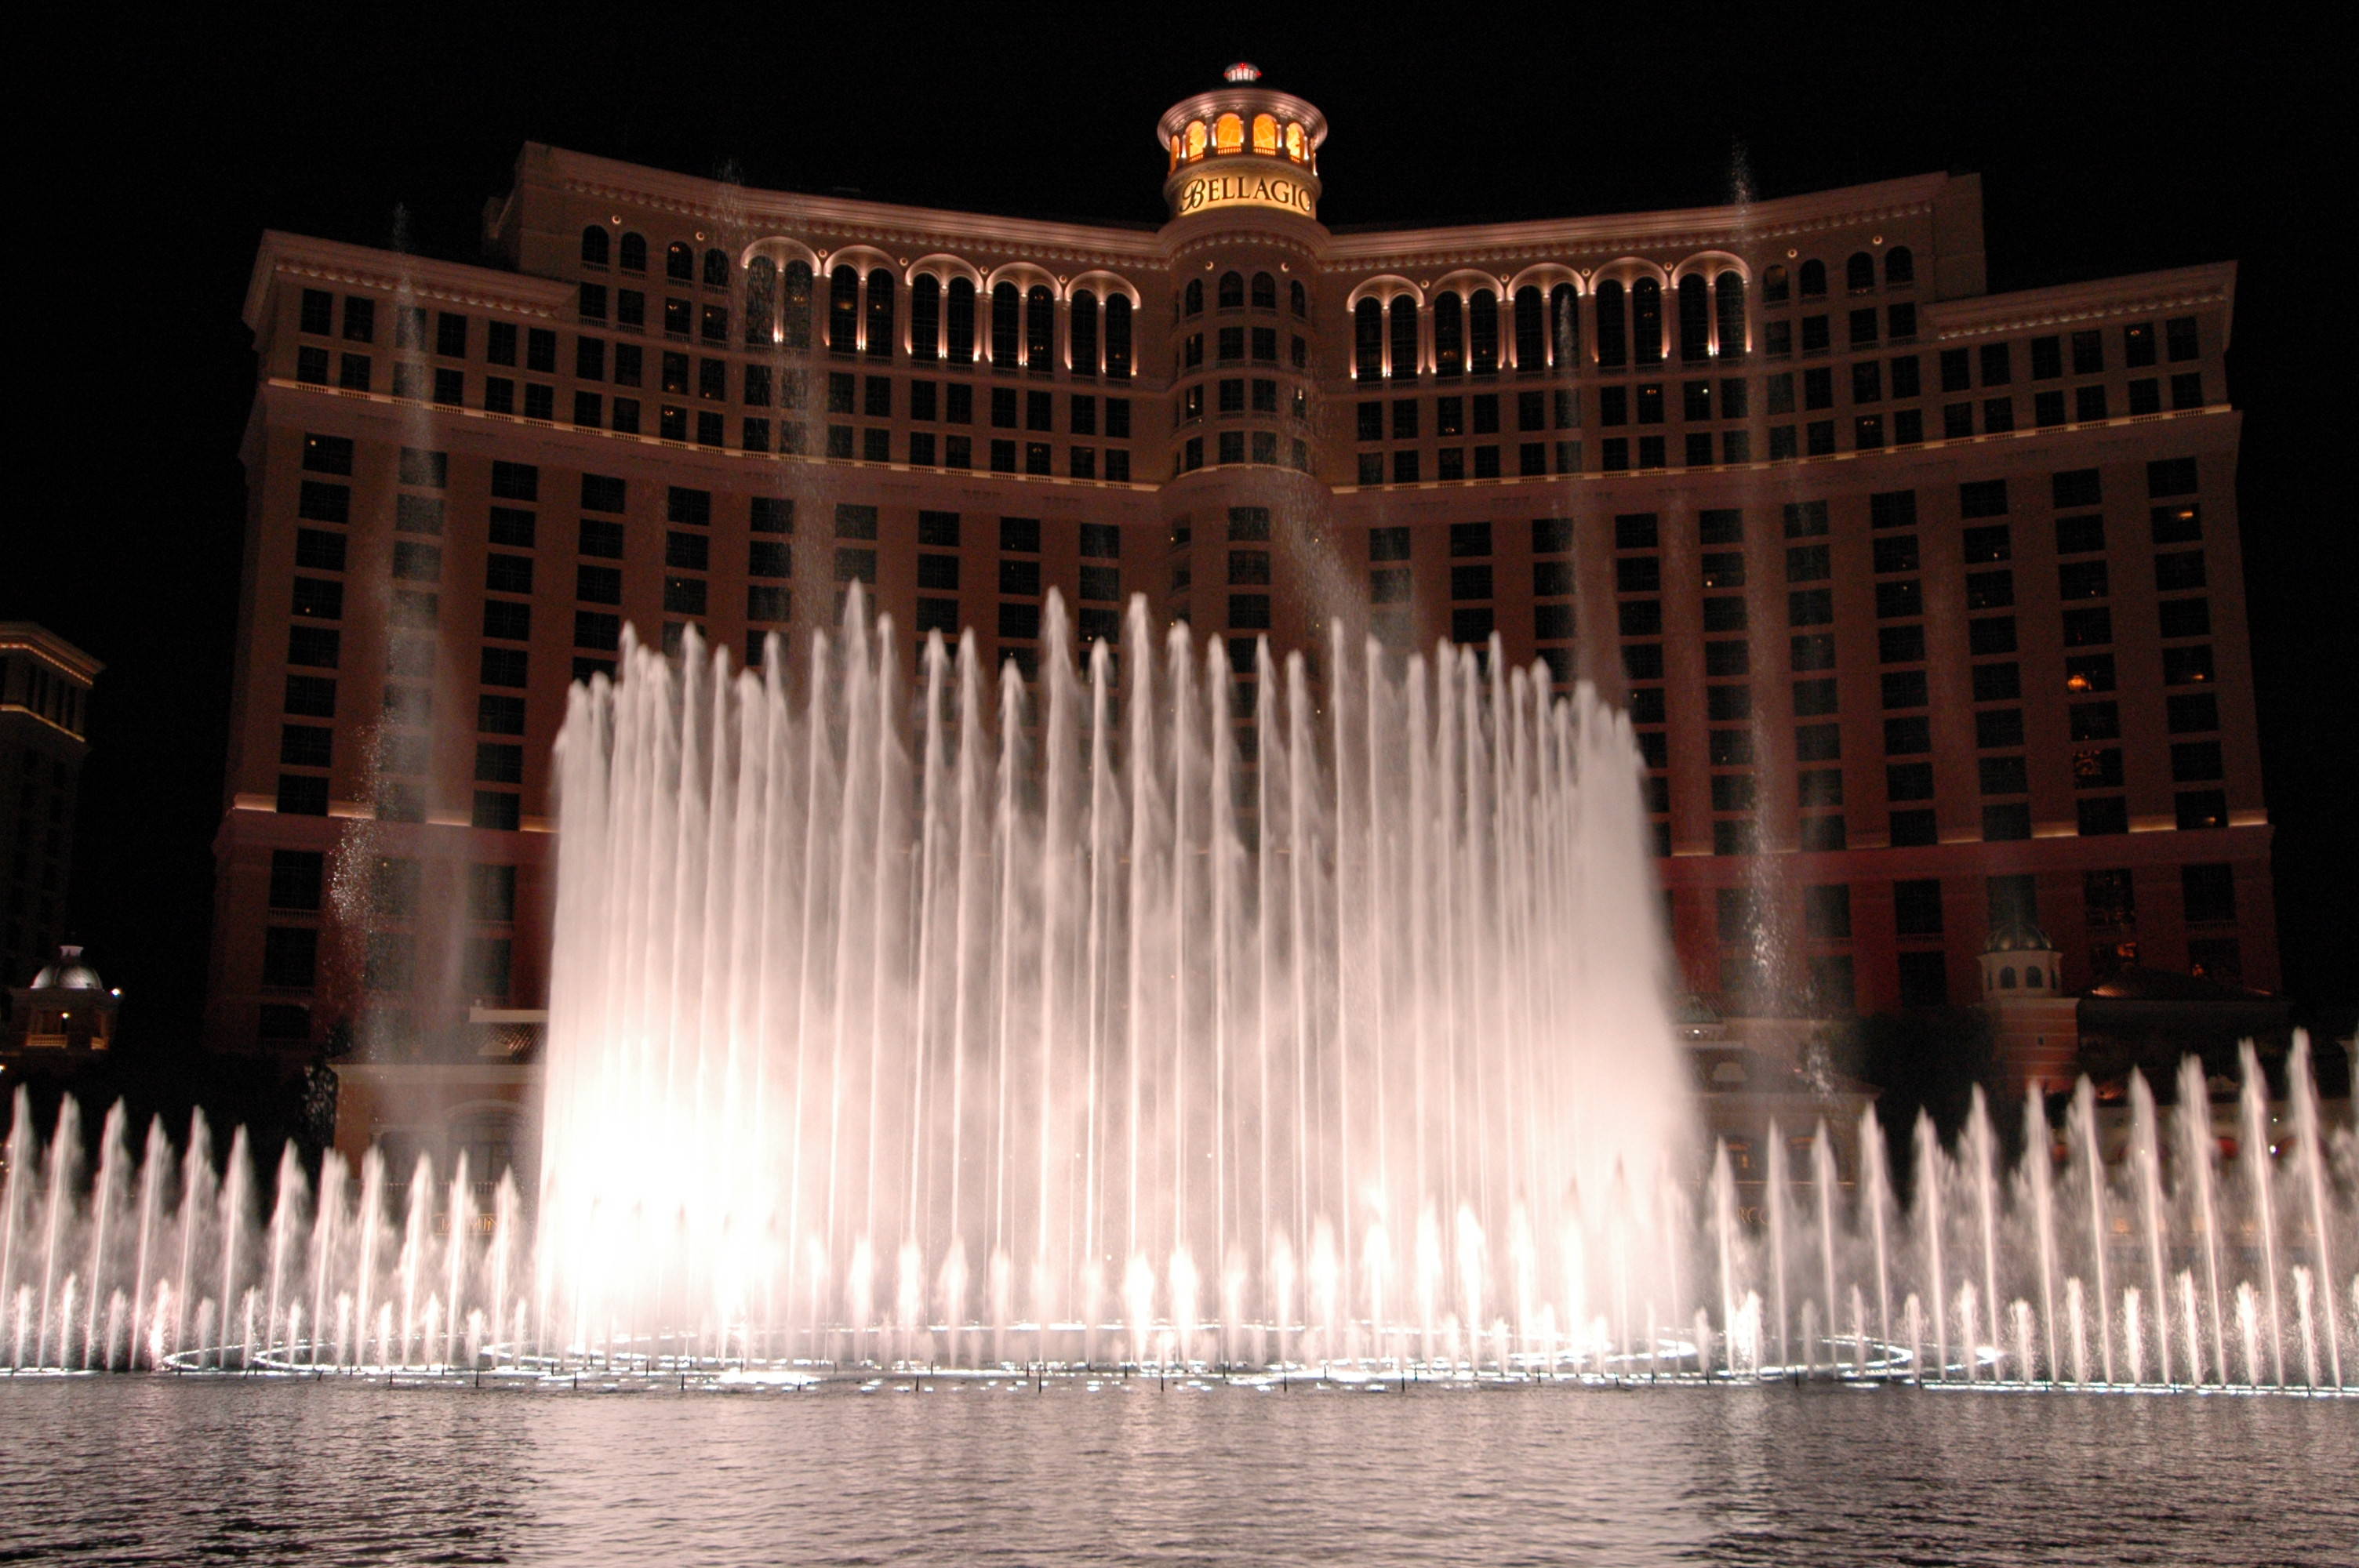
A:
1157 65 1327 223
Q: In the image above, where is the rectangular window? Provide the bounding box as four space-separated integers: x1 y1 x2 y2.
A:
1884 716 1932 755
1982 803 2032 841
1879 624 1926 663
2175 790 2228 831
1787 588 1834 626
2183 863 2236 924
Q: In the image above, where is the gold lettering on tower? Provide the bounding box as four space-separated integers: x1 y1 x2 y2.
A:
1176 168 1316 218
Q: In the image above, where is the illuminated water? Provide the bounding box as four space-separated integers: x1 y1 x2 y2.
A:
2 1377 2350 1566
0 596 2350 1390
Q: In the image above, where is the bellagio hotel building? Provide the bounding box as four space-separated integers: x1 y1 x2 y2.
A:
211 66 2270 1060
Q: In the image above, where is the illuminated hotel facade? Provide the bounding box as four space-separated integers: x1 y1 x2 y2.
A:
213 68 2270 1085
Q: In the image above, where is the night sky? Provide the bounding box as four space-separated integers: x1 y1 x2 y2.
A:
15 13 2350 1054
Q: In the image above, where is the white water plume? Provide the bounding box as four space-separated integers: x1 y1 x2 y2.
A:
533 590 1690 1366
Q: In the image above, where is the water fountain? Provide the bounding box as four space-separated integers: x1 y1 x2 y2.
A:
0 593 2351 1391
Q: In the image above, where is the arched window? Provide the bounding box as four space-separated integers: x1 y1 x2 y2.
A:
1798 260 1826 298
864 268 896 357
1025 285 1054 366
1186 121 1208 159
667 241 696 281
1632 278 1663 365
1714 273 1746 357
1218 270 1245 310
580 226 610 267
745 256 778 344
946 277 976 363
782 261 812 350
1433 292 1464 376
1251 271 1276 310
1999 966 2017 989
1762 264 1789 303
1512 287 1545 370
1289 280 1307 317
1070 289 1099 375
1105 294 1132 379
1468 289 1499 374
990 282 1020 367
1594 280 1627 368
619 232 648 273
1550 283 1579 368
1389 296 1419 378
1846 252 1876 292
2026 965 2045 989
828 265 860 353
910 274 941 361
1286 123 1304 162
1677 274 1710 362
1184 278 1204 316
1214 112 1244 153
1885 245 1915 286
704 248 729 288
1252 113 1279 154
1354 298 1383 379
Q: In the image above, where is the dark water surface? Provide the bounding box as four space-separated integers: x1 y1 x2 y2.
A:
1 1377 2350 1566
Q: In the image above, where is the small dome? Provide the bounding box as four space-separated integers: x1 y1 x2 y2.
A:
1982 918 2055 956
28 944 103 991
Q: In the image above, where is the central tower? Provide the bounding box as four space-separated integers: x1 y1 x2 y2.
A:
1157 63 1328 223
1152 65 1335 659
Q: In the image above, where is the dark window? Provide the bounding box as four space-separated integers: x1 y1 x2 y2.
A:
1882 670 1929 708
1884 716 1932 755
2158 599 2212 638
1976 709 2025 750
2168 692 2221 733
1966 570 2016 609
2175 790 2228 831
2183 863 2236 924
1983 801 2035 842
1972 662 2022 702
2161 645 2214 687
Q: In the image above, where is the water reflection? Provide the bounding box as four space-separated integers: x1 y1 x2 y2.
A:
2 1381 2348 1566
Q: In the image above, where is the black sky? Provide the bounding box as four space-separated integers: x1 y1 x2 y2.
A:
15 9 2352 1049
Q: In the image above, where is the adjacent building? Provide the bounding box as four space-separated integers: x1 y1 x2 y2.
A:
214 68 2272 1122
1 624 100 1007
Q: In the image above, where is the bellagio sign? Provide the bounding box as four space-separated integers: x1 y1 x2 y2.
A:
1175 168 1317 219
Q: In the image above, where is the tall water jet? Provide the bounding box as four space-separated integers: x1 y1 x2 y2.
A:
533 597 1691 1366
2238 1042 2284 1386
2284 1033 2343 1388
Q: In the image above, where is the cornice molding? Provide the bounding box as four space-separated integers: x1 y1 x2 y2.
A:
1926 263 2237 340
247 232 569 331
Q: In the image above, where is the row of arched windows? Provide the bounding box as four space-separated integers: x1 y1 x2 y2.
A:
1762 247 1914 303
1353 272 1749 378
1180 270 1309 318
580 226 737 287
738 260 1133 376
1168 111 1314 170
